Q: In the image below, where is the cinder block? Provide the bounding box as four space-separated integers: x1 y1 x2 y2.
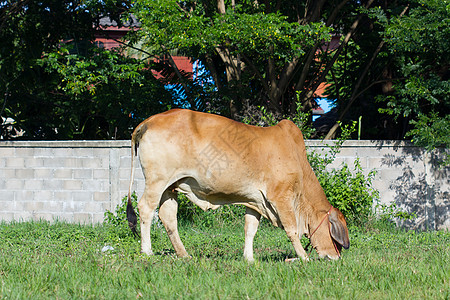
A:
368 157 385 170
42 201 64 212
119 168 131 180
24 180 43 190
25 201 44 211
93 169 109 179
34 169 53 178
73 148 94 157
379 169 405 182
42 179 64 190
84 202 105 213
63 201 85 213
63 180 83 190
34 190 53 201
378 189 398 206
54 169 72 179
72 191 92 202
73 213 92 224
54 191 72 201
94 148 111 157
15 148 35 157
5 179 24 190
1 191 15 203
135 171 145 180
73 169 93 179
63 158 79 168
1 169 15 178
120 157 132 168
53 148 74 157
355 147 383 159
94 192 109 202
14 190 33 201
6 157 25 168
100 201 112 211
0 148 14 156
33 148 54 157
81 158 105 169
24 157 44 168
92 213 105 224
336 147 358 158
16 169 35 179
372 180 390 194
0 200 14 211
42 157 67 168
119 179 132 191
82 180 105 191
135 180 145 192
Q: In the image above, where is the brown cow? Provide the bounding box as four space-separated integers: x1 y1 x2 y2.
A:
127 109 349 261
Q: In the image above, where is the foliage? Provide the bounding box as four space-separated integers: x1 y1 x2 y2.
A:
104 192 140 236
0 0 172 140
375 202 417 225
240 95 315 138
104 191 246 230
319 159 379 227
406 113 450 165
177 193 246 228
2 0 448 158
0 221 449 299
376 0 450 162
129 0 364 117
307 121 380 227
33 46 172 139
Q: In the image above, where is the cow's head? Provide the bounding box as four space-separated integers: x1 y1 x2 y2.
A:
311 207 350 260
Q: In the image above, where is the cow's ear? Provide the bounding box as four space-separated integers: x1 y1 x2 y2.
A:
329 209 350 249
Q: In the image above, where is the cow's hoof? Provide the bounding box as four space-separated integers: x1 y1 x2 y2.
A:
285 257 309 263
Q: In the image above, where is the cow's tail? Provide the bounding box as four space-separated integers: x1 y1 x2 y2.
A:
127 127 141 238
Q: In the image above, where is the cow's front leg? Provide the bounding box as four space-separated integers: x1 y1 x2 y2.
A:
243 207 261 262
159 190 189 258
285 227 309 261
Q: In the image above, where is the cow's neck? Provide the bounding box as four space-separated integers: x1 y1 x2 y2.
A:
299 165 332 236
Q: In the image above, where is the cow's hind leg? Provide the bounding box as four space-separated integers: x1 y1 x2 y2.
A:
159 190 189 258
138 185 163 255
243 207 261 262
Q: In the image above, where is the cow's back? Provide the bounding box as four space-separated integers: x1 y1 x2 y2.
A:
133 110 308 206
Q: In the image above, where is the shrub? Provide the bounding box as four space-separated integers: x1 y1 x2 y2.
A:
104 191 245 230
317 158 379 227
104 192 140 236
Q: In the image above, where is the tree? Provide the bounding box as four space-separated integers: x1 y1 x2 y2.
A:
377 0 449 159
0 0 173 139
130 0 393 120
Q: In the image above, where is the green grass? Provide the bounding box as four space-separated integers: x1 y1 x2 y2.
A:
0 220 449 299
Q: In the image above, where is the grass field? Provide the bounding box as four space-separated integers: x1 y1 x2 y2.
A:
0 219 449 299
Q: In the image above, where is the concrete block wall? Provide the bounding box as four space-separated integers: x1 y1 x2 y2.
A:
308 140 449 230
0 141 145 223
0 140 448 230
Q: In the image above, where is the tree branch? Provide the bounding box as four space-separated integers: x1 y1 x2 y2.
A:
324 4 410 139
